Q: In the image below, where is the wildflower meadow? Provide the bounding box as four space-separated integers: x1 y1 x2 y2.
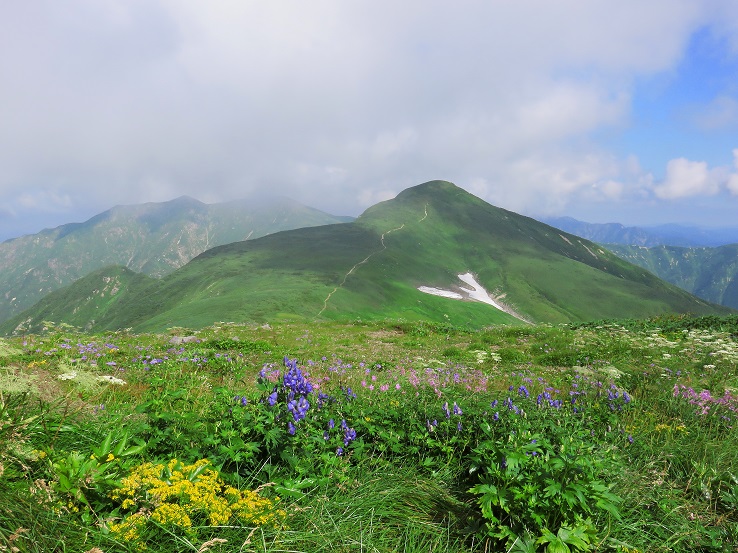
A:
1 315 737 552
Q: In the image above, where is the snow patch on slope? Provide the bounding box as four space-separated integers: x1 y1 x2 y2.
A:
418 272 529 323
417 286 464 299
417 273 502 310
457 272 505 310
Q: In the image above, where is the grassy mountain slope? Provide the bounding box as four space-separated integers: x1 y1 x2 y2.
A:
6 266 153 333
606 243 738 309
2 181 730 335
0 196 351 324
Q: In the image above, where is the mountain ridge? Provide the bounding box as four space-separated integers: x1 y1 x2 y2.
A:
3 180 730 335
0 195 352 324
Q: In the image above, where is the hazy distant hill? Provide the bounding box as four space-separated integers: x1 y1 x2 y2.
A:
0 195 352 324
542 216 738 247
3 181 729 335
605 244 738 310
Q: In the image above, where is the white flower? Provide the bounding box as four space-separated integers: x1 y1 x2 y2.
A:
97 375 127 385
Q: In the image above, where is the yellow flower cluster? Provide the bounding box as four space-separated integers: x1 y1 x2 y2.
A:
150 503 192 528
107 512 146 544
108 458 285 548
654 422 687 433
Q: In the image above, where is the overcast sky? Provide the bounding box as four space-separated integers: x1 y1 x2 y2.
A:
2 1 738 240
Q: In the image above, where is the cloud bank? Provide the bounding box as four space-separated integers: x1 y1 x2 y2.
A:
1 1 738 238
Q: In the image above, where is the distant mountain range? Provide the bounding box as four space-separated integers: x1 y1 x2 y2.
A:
2 181 728 335
542 217 738 310
0 195 352 324
543 216 738 247
602 244 738 310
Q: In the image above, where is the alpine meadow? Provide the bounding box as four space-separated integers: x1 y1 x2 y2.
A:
1 181 738 553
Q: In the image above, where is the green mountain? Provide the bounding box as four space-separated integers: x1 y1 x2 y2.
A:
605 244 738 310
0 195 352 324
3 181 730 335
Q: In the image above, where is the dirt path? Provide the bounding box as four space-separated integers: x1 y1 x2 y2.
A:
318 223 407 316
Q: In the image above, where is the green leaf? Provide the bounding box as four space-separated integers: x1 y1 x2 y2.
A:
546 539 571 553
509 533 538 553
57 473 73 493
96 431 113 457
121 443 147 457
544 481 562 497
557 524 592 550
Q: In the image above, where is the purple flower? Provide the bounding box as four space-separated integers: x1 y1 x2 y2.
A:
288 421 296 435
287 396 310 421
282 357 314 396
453 402 463 416
343 427 357 446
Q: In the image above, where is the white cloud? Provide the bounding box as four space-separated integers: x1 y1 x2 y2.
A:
357 188 397 209
0 0 737 230
728 149 738 195
727 174 738 194
17 190 73 211
654 158 721 199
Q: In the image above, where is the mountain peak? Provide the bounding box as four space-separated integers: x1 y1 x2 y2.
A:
396 180 462 198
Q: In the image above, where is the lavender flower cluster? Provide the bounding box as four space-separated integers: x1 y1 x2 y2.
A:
325 418 357 455
673 384 736 420
255 357 359 451
279 357 314 424
253 357 316 434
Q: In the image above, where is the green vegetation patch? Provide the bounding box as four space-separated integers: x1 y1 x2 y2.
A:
1 316 737 552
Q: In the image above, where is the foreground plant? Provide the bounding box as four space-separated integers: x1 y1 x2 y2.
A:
107 458 285 550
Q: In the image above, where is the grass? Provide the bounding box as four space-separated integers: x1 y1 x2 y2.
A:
1 315 737 552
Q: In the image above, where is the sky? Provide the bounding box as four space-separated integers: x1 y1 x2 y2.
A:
2 1 738 241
